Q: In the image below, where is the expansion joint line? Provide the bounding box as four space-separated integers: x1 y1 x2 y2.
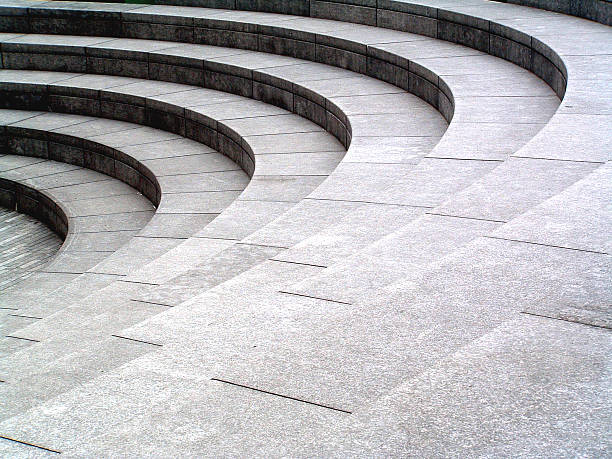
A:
278 290 352 305
5 335 39 343
210 378 351 414
111 334 163 347
0 436 61 454
485 236 609 255
520 311 611 330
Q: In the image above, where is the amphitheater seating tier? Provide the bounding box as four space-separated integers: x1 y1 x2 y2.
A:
0 0 609 456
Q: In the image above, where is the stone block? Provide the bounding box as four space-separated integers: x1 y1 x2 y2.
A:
194 27 258 50
86 57 148 79
294 94 327 129
490 34 531 70
145 109 186 136
315 44 366 73
376 9 437 37
311 0 376 26
438 21 490 53
84 149 115 177
7 136 48 158
185 119 218 150
3 52 86 72
204 70 253 98
49 95 101 117
531 51 565 97
253 81 293 111
48 142 87 168
122 22 194 43
258 34 316 60
100 101 147 124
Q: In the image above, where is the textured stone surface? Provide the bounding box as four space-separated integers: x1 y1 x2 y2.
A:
0 207 61 290
0 0 610 456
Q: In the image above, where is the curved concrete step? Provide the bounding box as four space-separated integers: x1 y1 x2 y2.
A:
0 0 609 456
0 107 255 310
0 154 154 279
0 62 372 420
0 63 373 318
0 41 552 342
0 32 450 318
0 30 556 280
0 56 432 344
0 15 564 299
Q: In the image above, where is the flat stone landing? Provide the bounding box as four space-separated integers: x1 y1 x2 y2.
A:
0 207 61 291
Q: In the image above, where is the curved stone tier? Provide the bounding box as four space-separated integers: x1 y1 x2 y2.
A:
0 0 609 456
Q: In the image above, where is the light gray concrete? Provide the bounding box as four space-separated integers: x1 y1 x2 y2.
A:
0 0 609 456
0 208 61 290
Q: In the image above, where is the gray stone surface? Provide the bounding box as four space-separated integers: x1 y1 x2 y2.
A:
287 213 502 303
0 207 61 290
433 157 600 222
492 162 612 253
320 315 612 456
0 0 610 455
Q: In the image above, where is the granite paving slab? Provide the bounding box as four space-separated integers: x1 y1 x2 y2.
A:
286 213 502 303
312 315 612 456
491 162 612 254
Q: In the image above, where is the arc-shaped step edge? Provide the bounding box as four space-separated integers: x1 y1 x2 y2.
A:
3 1 591 168
0 107 244 305
2 3 609 167
0 67 350 203
3 1 604 173
0 67 435 348
0 40 560 325
474 0 611 25
0 175 68 240
0 17 567 312
0 30 566 163
0 0 571 104
0 79 263 180
0 67 369 211
0 117 163 295
42 0 611 27
0 75 348 311
1 118 162 206
0 155 155 287
0 36 356 152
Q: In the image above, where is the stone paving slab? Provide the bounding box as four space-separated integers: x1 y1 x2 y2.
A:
0 336 153 421
489 163 612 254
286 213 502 303
315 315 611 456
272 203 424 267
0 357 344 456
131 243 282 307
433 157 601 222
311 157 499 207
